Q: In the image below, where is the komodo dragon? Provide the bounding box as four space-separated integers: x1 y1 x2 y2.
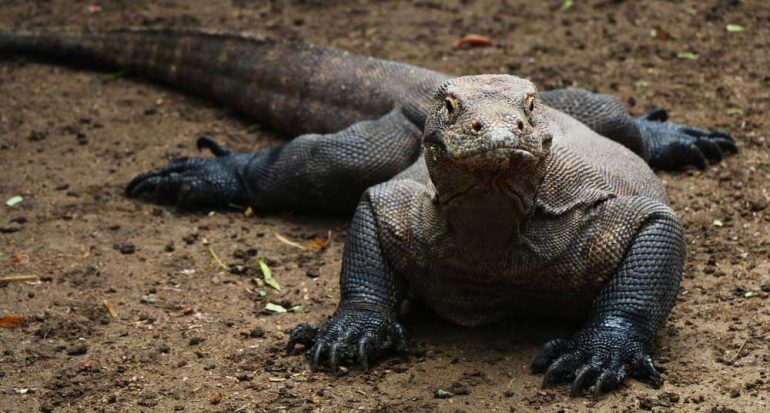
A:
0 28 736 395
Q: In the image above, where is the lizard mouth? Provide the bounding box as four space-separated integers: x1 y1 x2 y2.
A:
452 146 539 171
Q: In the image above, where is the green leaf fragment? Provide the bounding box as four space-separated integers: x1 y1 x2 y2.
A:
265 302 287 313
258 290 267 297
289 305 304 313
5 195 23 207
726 108 744 116
259 257 282 291
676 52 699 61
559 0 573 12
726 24 745 33
208 246 229 271
744 291 758 298
103 70 128 80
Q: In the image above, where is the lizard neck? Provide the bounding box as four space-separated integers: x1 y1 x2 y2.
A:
433 161 548 250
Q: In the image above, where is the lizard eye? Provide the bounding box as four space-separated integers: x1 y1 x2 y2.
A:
444 96 459 117
525 95 535 116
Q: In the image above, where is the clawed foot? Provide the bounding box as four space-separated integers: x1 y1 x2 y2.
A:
287 309 407 372
636 108 737 170
531 323 661 397
126 137 250 208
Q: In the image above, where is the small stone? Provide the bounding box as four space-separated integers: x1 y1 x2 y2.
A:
447 382 471 395
237 372 254 382
306 269 321 278
729 388 740 398
140 294 157 304
118 244 135 254
209 391 222 405
435 389 453 399
503 389 515 397
66 344 89 356
137 391 158 407
249 327 265 338
189 337 205 346
638 396 655 410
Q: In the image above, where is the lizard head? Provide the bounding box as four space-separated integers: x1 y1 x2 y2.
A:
423 74 552 177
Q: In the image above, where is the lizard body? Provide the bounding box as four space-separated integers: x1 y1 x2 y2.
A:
0 28 736 395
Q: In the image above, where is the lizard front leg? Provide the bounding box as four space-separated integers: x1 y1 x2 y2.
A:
532 204 685 396
288 190 408 371
126 108 421 213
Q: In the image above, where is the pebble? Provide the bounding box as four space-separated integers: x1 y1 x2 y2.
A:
189 337 205 346
66 344 89 356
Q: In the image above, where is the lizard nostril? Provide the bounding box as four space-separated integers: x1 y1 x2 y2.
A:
471 120 483 132
516 120 525 131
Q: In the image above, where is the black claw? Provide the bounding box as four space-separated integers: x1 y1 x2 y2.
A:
392 323 409 353
357 336 372 370
329 343 341 373
570 365 598 396
311 342 326 371
632 355 662 387
689 146 708 170
696 139 722 162
197 136 234 157
592 370 619 398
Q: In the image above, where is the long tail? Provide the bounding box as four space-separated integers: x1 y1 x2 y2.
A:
0 28 446 135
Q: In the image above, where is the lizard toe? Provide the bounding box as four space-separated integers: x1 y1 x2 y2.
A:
126 172 184 203
629 354 662 387
286 323 319 355
531 338 571 373
196 136 234 157
592 368 625 398
570 365 600 396
542 351 584 387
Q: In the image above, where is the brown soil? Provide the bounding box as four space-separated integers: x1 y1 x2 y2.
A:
1 1 769 412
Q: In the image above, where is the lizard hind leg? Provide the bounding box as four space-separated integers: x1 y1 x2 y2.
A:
636 108 737 170
126 108 422 213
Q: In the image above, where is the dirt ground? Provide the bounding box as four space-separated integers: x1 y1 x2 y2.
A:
1 0 768 412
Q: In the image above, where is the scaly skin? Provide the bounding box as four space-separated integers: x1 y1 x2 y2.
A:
0 28 738 395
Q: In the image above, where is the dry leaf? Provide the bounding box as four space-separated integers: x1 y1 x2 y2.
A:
0 275 39 283
452 34 493 49
0 315 28 328
11 252 30 265
103 299 118 318
274 232 307 250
